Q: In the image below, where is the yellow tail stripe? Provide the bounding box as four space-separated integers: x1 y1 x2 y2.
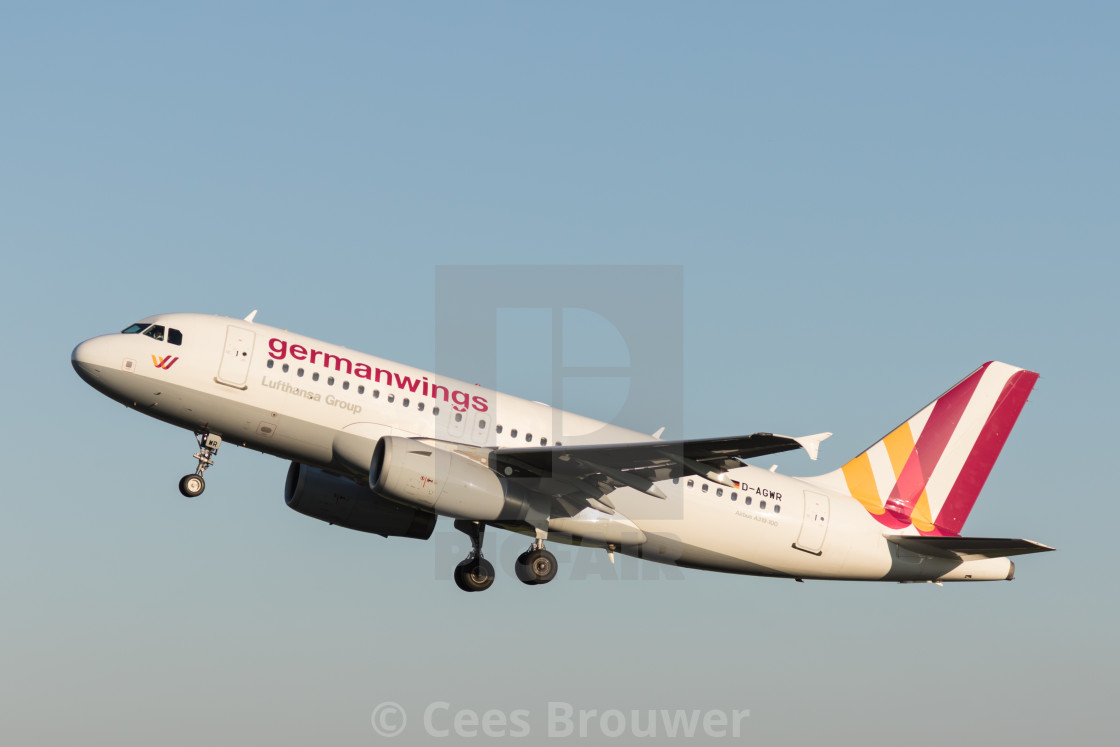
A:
842 452 885 514
911 490 935 532
883 422 915 478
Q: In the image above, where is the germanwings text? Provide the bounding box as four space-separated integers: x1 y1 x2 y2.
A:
267 337 488 413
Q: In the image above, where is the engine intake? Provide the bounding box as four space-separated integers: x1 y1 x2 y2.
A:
371 436 529 521
285 462 435 539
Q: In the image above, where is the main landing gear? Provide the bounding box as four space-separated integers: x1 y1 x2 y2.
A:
178 432 222 498
451 521 558 592
453 520 496 592
515 539 558 586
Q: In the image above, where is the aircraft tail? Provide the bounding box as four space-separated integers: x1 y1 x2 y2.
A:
806 362 1039 536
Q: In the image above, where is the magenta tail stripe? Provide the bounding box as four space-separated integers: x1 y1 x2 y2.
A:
885 363 989 518
934 370 1039 534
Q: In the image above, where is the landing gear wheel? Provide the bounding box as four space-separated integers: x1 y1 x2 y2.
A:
178 474 205 497
180 432 221 497
515 548 558 585
454 557 496 592
452 520 495 592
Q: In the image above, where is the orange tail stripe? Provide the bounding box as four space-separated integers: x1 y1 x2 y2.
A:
842 452 885 515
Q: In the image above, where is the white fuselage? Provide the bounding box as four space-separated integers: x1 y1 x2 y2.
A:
72 313 1015 583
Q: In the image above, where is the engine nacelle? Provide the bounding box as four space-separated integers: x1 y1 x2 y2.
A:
371 436 529 521
285 462 436 539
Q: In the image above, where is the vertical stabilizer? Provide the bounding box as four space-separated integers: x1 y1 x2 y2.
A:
806 362 1038 535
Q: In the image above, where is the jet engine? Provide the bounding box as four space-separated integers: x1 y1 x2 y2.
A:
285 462 436 539
371 436 530 521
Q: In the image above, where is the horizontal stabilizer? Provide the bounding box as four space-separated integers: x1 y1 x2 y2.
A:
887 535 1055 560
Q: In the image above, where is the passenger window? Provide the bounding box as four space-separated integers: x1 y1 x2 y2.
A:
327 377 335 386
433 406 439 415
702 484 709 493
478 419 486 428
342 381 350 390
143 325 165 342
687 480 694 488
525 433 532 442
403 398 410 407
511 429 518 438
313 372 320 382
774 505 781 514
455 413 463 422
267 359 274 369
373 390 379 398
282 363 289 373
745 496 752 506
417 402 425 412
121 323 148 334
716 488 723 497
760 500 767 510
297 368 304 377
387 393 395 403
358 385 365 394
168 328 183 345
496 425 503 434
540 437 547 446
731 492 737 501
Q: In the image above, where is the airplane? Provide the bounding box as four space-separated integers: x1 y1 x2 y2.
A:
71 311 1053 591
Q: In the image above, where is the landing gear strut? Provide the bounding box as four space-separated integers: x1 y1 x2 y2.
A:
515 538 558 586
453 520 495 592
178 432 222 498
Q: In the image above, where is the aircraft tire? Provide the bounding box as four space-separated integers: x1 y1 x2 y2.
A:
454 557 495 592
178 474 205 498
515 549 557 586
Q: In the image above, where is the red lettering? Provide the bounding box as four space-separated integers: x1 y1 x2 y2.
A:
268 338 287 359
394 373 422 393
472 395 489 412
451 390 470 412
323 353 353 374
289 344 307 360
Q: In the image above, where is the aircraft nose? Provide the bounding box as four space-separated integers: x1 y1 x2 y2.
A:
71 338 103 383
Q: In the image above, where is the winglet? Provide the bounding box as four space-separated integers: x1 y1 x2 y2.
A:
244 310 258 323
792 432 832 461
651 427 666 439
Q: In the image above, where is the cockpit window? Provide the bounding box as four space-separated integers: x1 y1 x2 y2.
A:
168 328 183 346
143 325 166 342
121 323 149 334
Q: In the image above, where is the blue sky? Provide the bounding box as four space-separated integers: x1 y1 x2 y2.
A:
2 2 1116 744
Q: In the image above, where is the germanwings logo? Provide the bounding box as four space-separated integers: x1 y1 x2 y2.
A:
838 362 1038 536
152 355 179 370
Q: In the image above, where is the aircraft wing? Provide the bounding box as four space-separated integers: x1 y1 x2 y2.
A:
886 535 1056 559
488 433 828 506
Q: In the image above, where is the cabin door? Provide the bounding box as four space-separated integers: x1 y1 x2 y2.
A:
217 326 255 388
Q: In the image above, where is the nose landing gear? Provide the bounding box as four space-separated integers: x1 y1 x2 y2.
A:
178 432 222 497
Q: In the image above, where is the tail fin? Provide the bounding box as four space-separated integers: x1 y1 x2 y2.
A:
807 362 1039 536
